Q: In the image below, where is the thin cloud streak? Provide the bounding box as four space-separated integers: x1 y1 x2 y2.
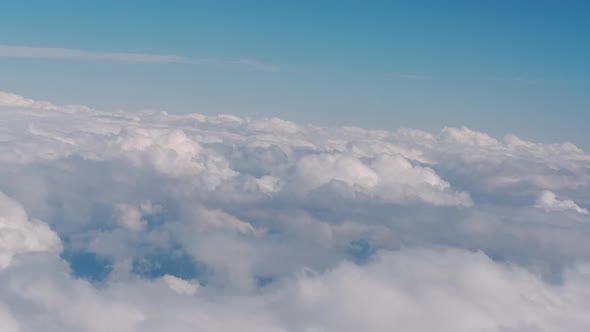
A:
231 59 282 72
0 44 199 63
0 44 281 72
398 74 434 80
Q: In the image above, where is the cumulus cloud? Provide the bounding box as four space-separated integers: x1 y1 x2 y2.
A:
535 190 588 215
161 274 199 296
0 192 61 268
1 91 590 330
0 91 60 110
295 153 472 206
1 248 590 331
270 249 590 332
114 203 149 231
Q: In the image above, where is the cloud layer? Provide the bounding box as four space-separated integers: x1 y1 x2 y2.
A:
1 91 590 331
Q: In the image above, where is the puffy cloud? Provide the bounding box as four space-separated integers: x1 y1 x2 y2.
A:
535 190 588 215
0 192 61 268
295 153 472 206
114 203 148 231
270 249 590 332
180 206 259 235
0 91 60 110
296 154 379 189
0 304 20 332
1 91 590 330
161 274 199 296
0 248 589 331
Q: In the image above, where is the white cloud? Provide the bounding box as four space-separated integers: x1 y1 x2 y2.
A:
0 91 60 110
0 91 590 331
0 44 197 63
296 153 379 189
161 275 199 296
232 59 282 72
1 248 590 331
186 206 258 235
139 201 161 215
269 249 590 332
0 192 61 268
253 175 282 194
295 153 472 206
0 44 282 72
114 203 148 231
535 190 588 215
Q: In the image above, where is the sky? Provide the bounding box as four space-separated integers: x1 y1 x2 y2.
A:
1 0 589 148
2 2 590 331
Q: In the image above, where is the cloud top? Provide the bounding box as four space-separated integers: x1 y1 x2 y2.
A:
0 192 61 268
0 91 590 331
536 190 588 215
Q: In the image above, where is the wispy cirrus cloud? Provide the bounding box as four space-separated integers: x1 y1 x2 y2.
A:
231 59 282 73
0 44 198 63
0 44 281 72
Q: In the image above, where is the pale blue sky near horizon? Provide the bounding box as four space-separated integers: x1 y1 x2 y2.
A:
1 0 589 149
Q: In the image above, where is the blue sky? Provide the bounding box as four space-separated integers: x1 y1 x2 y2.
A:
1 0 589 148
